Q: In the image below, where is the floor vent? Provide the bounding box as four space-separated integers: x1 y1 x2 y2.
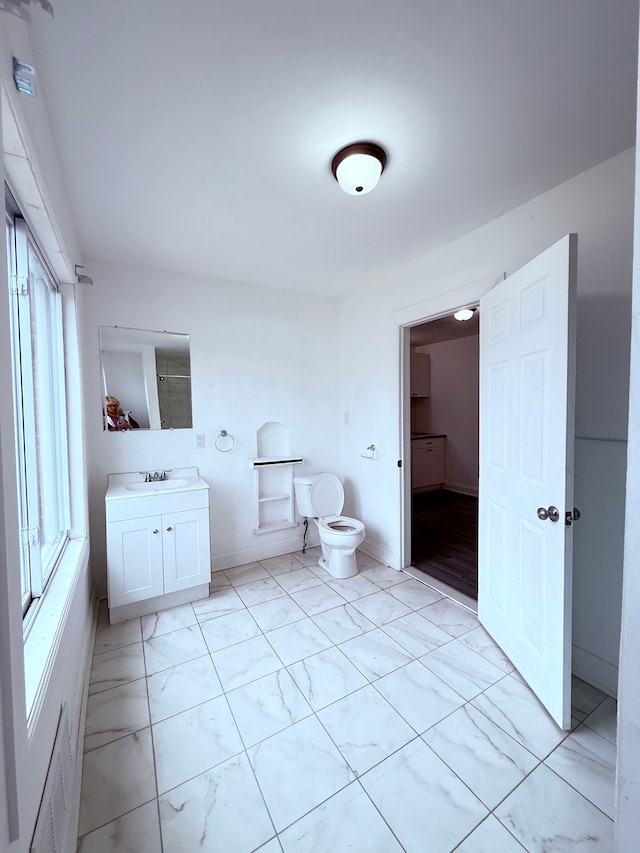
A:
31 702 75 853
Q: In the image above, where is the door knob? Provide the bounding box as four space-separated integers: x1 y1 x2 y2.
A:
537 506 559 522
166 526 172 532
153 529 159 534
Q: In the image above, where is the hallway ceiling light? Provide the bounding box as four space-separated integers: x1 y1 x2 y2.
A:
331 142 387 195
454 308 475 321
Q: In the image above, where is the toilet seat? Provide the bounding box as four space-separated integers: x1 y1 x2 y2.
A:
318 515 365 535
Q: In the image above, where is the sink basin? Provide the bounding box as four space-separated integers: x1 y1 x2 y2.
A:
125 478 189 493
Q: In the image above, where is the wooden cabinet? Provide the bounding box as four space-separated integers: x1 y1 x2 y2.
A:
105 468 211 622
412 436 446 490
410 351 430 397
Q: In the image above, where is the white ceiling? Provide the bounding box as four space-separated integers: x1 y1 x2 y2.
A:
27 0 638 297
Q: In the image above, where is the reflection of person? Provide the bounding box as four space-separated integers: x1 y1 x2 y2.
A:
105 396 140 431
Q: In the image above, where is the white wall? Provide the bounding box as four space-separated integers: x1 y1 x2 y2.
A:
81 260 340 592
417 336 479 495
339 148 634 693
615 22 640 843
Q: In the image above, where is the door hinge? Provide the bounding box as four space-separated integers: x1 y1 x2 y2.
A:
397 460 402 468
21 526 39 546
10 274 28 295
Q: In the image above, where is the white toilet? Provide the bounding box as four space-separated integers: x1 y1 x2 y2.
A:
293 473 365 579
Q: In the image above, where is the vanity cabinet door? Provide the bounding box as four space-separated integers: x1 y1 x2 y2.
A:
163 508 211 593
411 438 446 489
410 351 430 397
107 515 164 607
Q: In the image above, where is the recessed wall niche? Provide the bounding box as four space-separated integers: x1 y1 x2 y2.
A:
251 422 302 534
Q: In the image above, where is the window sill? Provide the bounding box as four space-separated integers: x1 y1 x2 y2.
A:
24 537 90 735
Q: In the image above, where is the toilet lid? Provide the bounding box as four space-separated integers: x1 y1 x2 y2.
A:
309 473 344 517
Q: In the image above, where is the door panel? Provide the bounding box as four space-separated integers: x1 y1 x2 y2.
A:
163 507 210 592
107 516 163 607
479 234 577 729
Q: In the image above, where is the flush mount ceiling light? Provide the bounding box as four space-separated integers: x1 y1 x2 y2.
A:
331 142 387 195
454 308 475 321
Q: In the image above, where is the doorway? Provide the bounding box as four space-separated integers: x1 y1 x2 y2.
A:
406 309 480 604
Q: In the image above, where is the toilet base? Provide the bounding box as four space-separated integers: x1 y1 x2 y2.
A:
318 551 358 579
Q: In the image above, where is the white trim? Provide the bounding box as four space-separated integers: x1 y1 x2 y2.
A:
357 538 392 569
24 537 89 735
1 81 76 283
212 529 320 571
572 643 618 699
69 587 98 849
443 482 479 497
108 584 209 624
397 275 496 573
391 275 496 328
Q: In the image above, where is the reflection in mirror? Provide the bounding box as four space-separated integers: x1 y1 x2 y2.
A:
100 326 192 431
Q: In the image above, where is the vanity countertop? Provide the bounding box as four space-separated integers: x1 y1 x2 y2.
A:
411 433 446 439
106 466 208 500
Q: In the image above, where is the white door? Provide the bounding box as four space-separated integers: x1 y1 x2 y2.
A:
478 234 577 729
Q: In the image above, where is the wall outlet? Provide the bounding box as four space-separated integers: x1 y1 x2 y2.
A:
196 433 205 449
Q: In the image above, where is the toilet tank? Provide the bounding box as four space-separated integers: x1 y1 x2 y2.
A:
294 473 344 518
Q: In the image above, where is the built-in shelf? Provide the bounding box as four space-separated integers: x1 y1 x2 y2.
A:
253 520 299 535
252 423 302 534
258 493 291 503
251 457 303 467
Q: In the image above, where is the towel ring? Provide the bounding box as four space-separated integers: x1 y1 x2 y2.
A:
215 430 235 452
361 444 376 459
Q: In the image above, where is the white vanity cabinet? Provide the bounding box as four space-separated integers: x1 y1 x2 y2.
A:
105 467 211 623
411 436 446 491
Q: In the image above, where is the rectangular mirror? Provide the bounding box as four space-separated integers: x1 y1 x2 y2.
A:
100 326 192 431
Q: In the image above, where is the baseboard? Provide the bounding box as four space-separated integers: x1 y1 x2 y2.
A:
443 482 479 497
108 584 209 624
214 528 320 571
69 584 99 853
572 643 618 698
357 538 392 569
213 530 392 574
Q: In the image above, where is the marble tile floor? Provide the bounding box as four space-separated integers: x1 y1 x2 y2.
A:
77 548 617 852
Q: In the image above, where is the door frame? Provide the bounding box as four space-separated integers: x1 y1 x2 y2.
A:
397 275 498 576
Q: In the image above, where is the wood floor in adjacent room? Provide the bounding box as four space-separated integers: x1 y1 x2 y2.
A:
411 489 478 600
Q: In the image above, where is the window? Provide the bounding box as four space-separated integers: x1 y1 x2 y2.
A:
5 188 70 618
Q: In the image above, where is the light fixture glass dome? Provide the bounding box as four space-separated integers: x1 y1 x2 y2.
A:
331 142 387 196
454 308 475 321
336 153 382 195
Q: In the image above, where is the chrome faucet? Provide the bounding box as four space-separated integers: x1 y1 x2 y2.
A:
141 470 170 482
